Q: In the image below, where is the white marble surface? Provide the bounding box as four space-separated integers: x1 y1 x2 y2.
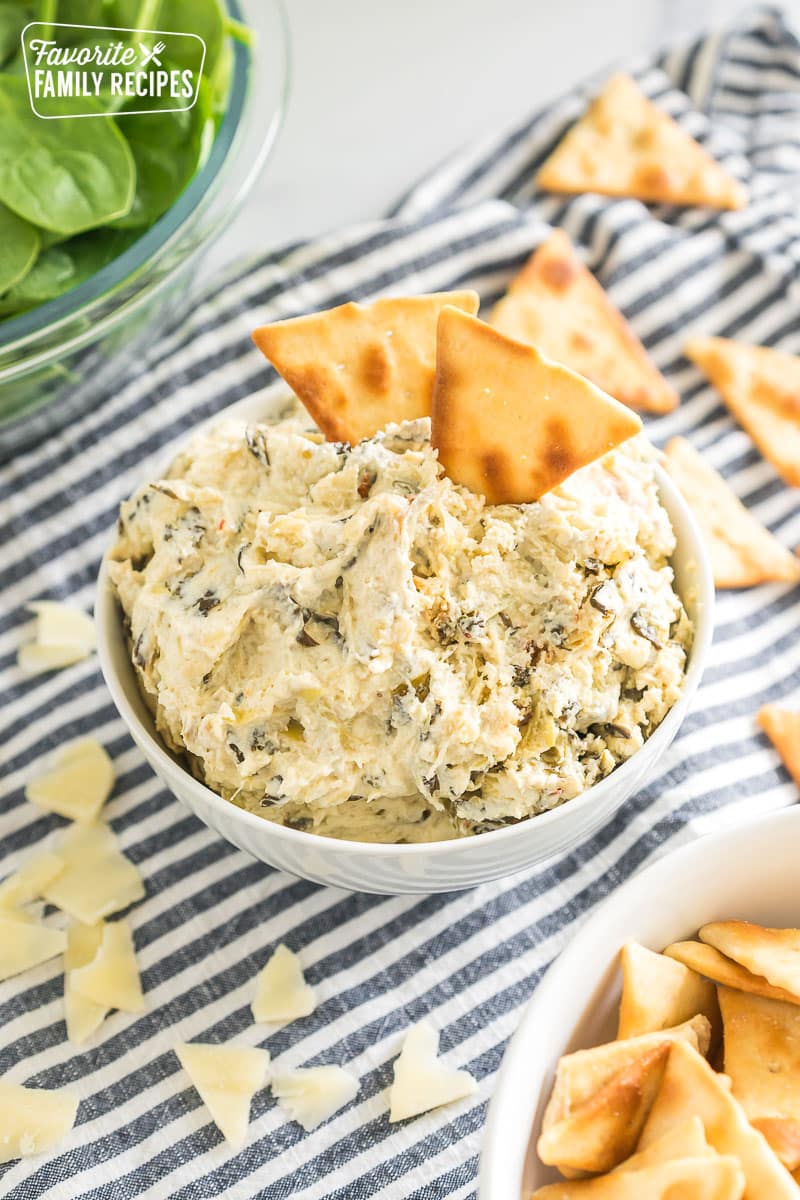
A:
208 0 800 274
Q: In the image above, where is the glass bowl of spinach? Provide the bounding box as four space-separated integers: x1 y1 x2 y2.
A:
0 0 288 460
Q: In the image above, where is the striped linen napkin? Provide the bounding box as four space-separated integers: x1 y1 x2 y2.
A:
2 6 800 1197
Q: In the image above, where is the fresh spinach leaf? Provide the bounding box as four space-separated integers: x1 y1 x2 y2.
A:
0 203 40 292
0 227 138 314
0 2 33 68
112 78 214 227
108 0 224 74
0 76 136 235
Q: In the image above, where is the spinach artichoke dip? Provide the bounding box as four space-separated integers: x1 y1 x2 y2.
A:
110 404 692 844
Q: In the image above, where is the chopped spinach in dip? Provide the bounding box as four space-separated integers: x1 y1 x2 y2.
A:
109 406 692 843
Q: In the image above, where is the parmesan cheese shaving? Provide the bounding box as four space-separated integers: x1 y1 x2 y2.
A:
26 740 114 823
70 920 144 1013
64 923 109 1044
0 913 67 982
388 1022 477 1122
42 821 145 924
0 1079 78 1164
0 852 63 909
271 1066 359 1131
18 602 95 675
176 1043 271 1149
251 944 316 1023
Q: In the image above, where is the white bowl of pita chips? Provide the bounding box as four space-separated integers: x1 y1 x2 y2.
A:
97 294 713 894
479 806 800 1198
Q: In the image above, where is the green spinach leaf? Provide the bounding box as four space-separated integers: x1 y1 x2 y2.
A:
0 227 138 314
0 202 40 292
0 2 33 68
0 76 136 235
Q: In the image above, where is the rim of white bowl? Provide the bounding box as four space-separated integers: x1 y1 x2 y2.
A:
96 461 714 860
477 805 800 1199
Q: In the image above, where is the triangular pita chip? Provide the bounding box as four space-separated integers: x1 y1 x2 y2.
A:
639 1040 797 1197
719 986 800 1123
542 1017 710 1129
617 942 719 1040
538 74 747 210
613 1116 711 1172
491 230 677 413
664 437 800 587
665 941 800 1006
176 1042 271 1149
251 291 479 445
686 336 800 487
431 306 642 504
751 1118 800 1172
530 1156 746 1199
757 706 800 788
701 922 800 997
537 1042 670 1174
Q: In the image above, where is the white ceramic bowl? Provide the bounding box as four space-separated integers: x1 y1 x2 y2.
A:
96 392 714 895
479 806 800 1198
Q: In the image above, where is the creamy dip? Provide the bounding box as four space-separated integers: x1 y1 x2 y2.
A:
110 404 691 843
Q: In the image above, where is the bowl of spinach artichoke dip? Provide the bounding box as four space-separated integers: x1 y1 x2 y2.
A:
107 400 696 850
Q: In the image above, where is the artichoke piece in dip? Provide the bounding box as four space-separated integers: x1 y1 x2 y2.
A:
109 404 692 843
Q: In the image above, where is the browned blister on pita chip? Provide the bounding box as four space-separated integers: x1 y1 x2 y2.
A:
431 306 641 504
664 437 800 588
618 941 720 1041
702 922 800 997
719 986 800 1127
541 1017 710 1132
537 74 746 210
490 230 678 414
757 706 800 788
639 1040 797 1197
665 941 800 1006
251 291 479 444
537 1042 670 1174
686 336 800 488
530 1155 746 1198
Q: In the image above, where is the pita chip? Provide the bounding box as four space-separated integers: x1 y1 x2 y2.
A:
665 941 800 1006
664 437 800 587
757 706 800 788
251 291 479 445
751 1119 800 1172
685 336 800 488
617 941 719 1040
537 74 746 210
490 230 677 414
431 306 641 504
719 986 800 1121
537 1042 670 1174
529 1156 746 1199
613 1116 711 1172
638 1040 797 1198
701 921 800 997
541 1016 710 1130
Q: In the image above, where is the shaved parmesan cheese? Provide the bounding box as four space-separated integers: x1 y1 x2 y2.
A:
42 821 145 924
64 923 108 1044
70 920 144 1013
18 603 95 675
0 852 63 909
176 1043 271 1148
271 1066 359 1131
251 944 316 1023
26 740 114 823
0 1079 78 1164
0 913 67 981
388 1022 477 1123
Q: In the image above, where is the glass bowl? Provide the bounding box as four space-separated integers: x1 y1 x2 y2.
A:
0 0 289 461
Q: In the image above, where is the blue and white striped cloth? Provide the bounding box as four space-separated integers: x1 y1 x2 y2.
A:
2 7 800 1197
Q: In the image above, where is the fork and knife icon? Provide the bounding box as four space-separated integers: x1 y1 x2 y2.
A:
138 40 167 67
